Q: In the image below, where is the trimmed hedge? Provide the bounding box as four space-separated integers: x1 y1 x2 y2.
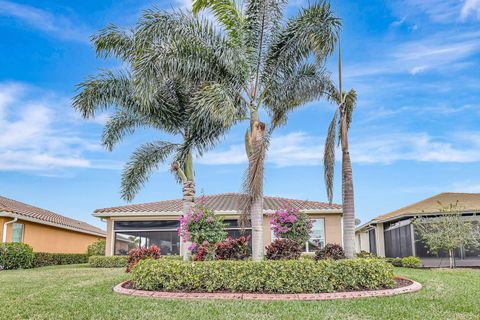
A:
33 253 88 268
0 243 34 270
89 256 128 268
386 256 422 268
131 258 395 293
89 255 182 268
86 240 106 256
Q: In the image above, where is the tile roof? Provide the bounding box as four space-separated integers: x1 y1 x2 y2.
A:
0 196 106 236
358 192 480 230
94 193 342 215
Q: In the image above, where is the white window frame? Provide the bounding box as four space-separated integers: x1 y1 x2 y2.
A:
270 218 326 253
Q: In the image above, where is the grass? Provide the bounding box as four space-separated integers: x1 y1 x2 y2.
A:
0 265 479 319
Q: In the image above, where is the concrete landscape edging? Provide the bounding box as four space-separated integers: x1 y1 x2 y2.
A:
113 277 422 301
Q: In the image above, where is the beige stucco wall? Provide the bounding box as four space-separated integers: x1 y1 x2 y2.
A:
103 212 343 255
355 230 370 253
2 218 104 253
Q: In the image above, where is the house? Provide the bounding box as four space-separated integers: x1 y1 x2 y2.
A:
93 193 343 256
355 192 480 267
0 196 106 253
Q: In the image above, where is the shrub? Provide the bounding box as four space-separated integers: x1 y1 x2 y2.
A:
33 253 88 267
89 256 128 268
131 258 395 293
215 236 250 260
192 242 217 261
126 245 161 272
270 208 312 244
385 256 422 268
401 256 422 268
0 243 34 270
356 250 376 258
265 239 302 260
178 205 227 249
86 240 106 256
315 243 346 260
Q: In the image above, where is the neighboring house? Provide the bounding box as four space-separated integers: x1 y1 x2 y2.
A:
355 192 480 267
93 193 343 256
0 196 106 253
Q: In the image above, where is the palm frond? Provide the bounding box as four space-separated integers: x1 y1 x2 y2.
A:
121 141 178 201
240 122 269 227
72 70 134 118
192 0 244 46
92 24 135 61
324 110 338 204
101 110 145 151
265 64 331 129
263 1 340 85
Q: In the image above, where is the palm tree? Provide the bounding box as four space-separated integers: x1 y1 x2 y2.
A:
323 45 357 258
72 26 230 259
133 1 340 260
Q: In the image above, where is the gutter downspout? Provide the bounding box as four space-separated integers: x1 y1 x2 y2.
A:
2 217 17 243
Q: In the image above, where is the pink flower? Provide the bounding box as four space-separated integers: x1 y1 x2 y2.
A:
187 242 197 251
206 216 214 223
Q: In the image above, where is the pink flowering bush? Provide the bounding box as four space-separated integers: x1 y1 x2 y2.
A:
178 205 227 250
270 207 313 244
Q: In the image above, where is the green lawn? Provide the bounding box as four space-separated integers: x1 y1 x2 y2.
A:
0 265 479 320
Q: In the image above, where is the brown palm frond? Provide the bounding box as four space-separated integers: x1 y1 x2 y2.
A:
240 122 270 228
324 109 338 204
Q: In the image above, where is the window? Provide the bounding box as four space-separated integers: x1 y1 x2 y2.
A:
224 220 252 249
113 220 180 255
270 218 325 253
12 223 24 243
305 219 325 253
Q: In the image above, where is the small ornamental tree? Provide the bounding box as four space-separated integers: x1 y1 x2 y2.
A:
178 205 227 254
270 208 313 244
413 203 480 268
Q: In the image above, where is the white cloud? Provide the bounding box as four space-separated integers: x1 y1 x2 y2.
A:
0 82 119 172
197 130 480 167
0 0 90 42
346 30 480 78
461 0 480 19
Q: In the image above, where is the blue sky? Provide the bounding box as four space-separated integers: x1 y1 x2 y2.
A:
0 0 479 229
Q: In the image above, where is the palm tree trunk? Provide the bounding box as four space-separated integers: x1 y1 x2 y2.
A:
180 150 195 261
341 118 355 259
182 179 195 260
248 110 265 261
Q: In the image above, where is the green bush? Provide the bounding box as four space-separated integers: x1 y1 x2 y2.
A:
89 256 128 268
131 258 395 293
86 240 106 256
0 243 34 270
385 256 422 268
33 253 88 268
356 250 377 258
89 255 181 268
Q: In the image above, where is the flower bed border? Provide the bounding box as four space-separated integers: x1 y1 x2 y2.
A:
113 277 421 301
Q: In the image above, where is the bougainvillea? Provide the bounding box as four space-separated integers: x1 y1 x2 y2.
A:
270 207 313 244
177 205 227 250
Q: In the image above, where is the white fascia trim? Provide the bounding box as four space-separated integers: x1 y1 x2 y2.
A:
0 212 106 238
93 209 343 218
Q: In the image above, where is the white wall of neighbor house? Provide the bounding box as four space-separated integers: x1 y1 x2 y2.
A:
355 231 370 253
375 223 385 257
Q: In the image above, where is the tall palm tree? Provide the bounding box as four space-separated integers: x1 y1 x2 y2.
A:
72 26 231 259
323 45 357 258
134 1 340 260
